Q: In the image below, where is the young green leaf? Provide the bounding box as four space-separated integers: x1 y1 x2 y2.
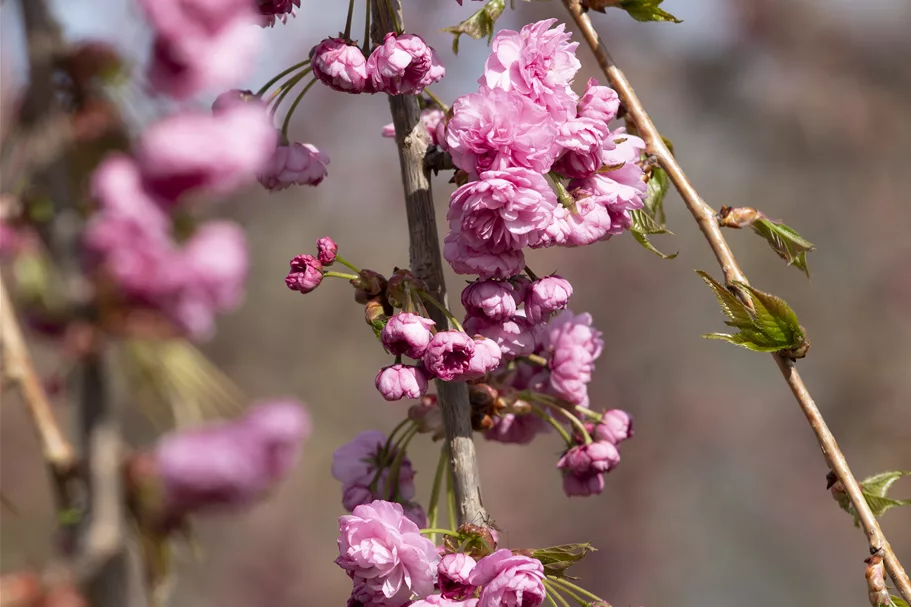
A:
443 0 506 54
891 596 910 607
618 0 682 23
696 271 809 358
533 543 597 578
833 470 911 527
751 218 815 277
643 165 670 226
630 210 677 260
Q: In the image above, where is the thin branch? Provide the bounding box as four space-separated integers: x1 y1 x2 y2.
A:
0 276 77 481
561 1 911 602
371 0 487 526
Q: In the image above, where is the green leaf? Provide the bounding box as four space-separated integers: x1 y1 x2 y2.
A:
371 317 388 341
618 0 682 23
697 271 808 357
443 0 506 54
833 471 911 526
630 210 677 260
643 166 670 226
533 543 597 578
750 218 815 277
891 596 910 607
863 470 911 498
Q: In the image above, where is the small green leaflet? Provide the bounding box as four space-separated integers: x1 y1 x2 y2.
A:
629 166 677 259
697 271 809 358
443 0 506 54
532 542 597 578
891 596 910 607
836 470 911 527
751 218 815 278
619 0 682 23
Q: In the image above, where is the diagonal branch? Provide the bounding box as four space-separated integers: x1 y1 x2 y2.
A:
371 0 487 526
561 0 911 601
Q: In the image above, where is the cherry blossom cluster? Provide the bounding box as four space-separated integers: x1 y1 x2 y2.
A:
439 19 647 278
311 33 445 96
337 499 549 607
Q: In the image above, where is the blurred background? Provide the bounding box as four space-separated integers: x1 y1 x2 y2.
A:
2 0 911 605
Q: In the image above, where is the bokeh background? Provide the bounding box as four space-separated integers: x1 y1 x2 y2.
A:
2 0 911 605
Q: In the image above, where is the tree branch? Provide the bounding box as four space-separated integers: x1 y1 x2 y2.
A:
561 1 911 601
371 0 487 526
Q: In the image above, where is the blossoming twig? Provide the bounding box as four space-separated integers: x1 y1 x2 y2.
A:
561 0 911 600
371 0 487 526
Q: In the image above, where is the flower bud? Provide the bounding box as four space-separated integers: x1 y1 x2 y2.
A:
311 38 370 93
386 269 428 309
717 205 763 229
591 409 633 445
375 364 429 401
461 280 517 322
286 254 323 294
366 32 444 96
438 553 478 600
382 312 436 359
525 275 573 324
316 236 338 265
423 330 476 381
351 269 387 298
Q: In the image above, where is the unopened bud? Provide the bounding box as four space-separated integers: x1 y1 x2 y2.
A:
386 269 428 309
450 524 497 559
717 206 763 229
364 297 389 327
351 270 387 301
865 552 889 606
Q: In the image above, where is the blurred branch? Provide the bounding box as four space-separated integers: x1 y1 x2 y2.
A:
371 0 488 526
561 1 911 601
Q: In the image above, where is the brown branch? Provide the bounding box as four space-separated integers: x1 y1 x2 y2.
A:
561 1 911 602
371 0 487 526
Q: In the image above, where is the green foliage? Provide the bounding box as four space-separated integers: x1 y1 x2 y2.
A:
443 0 506 54
697 271 809 358
629 166 677 259
891 596 910 607
837 471 911 527
370 317 388 341
533 542 597 578
618 0 682 23
751 218 815 277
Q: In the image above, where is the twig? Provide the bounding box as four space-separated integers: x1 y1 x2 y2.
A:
561 1 911 601
371 0 487 526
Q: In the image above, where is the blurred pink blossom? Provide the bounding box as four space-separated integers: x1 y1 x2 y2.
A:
258 142 330 190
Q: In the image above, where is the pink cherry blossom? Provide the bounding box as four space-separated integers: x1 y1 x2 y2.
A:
136 105 277 203
540 310 603 406
423 330 476 381
463 315 536 359
439 553 478 600
258 0 300 27
456 337 502 381
524 275 573 324
468 549 546 607
480 18 581 123
316 236 338 265
367 32 444 95
443 232 526 280
285 254 323 294
311 38 370 93
139 0 261 99
382 313 436 359
337 500 440 606
552 116 610 179
592 409 634 445
461 280 517 322
412 596 479 607
445 88 559 177
484 413 550 445
258 142 330 190
558 441 620 498
375 364 429 401
447 168 558 255
578 77 620 123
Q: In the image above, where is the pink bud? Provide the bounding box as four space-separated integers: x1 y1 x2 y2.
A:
382 313 436 359
316 236 338 265
258 0 300 27
461 280 517 322
375 364 429 401
592 409 633 445
456 337 502 381
578 78 620 124
422 330 476 381
524 275 573 324
366 32 445 96
285 254 323 294
311 38 370 93
439 553 478 600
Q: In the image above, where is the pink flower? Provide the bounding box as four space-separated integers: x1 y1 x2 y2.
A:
412 596 479 607
558 441 620 498
148 399 308 528
461 280 517 322
180 221 248 312
136 105 277 203
540 310 603 406
258 0 300 27
423 330 476 381
445 88 559 177
443 232 525 280
285 254 323 294
382 109 445 146
439 553 478 600
524 275 573 324
577 78 620 124
468 549 546 607
258 142 330 190
375 364 429 401
382 313 436 358
337 500 440 606
316 236 338 265
332 431 416 511
463 315 535 359
591 409 633 445
549 190 615 246
211 88 257 114
457 337 502 381
89 154 170 232
311 38 370 93
552 116 609 179
484 413 549 445
480 19 581 123
140 0 260 99
367 32 444 95
447 168 558 255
